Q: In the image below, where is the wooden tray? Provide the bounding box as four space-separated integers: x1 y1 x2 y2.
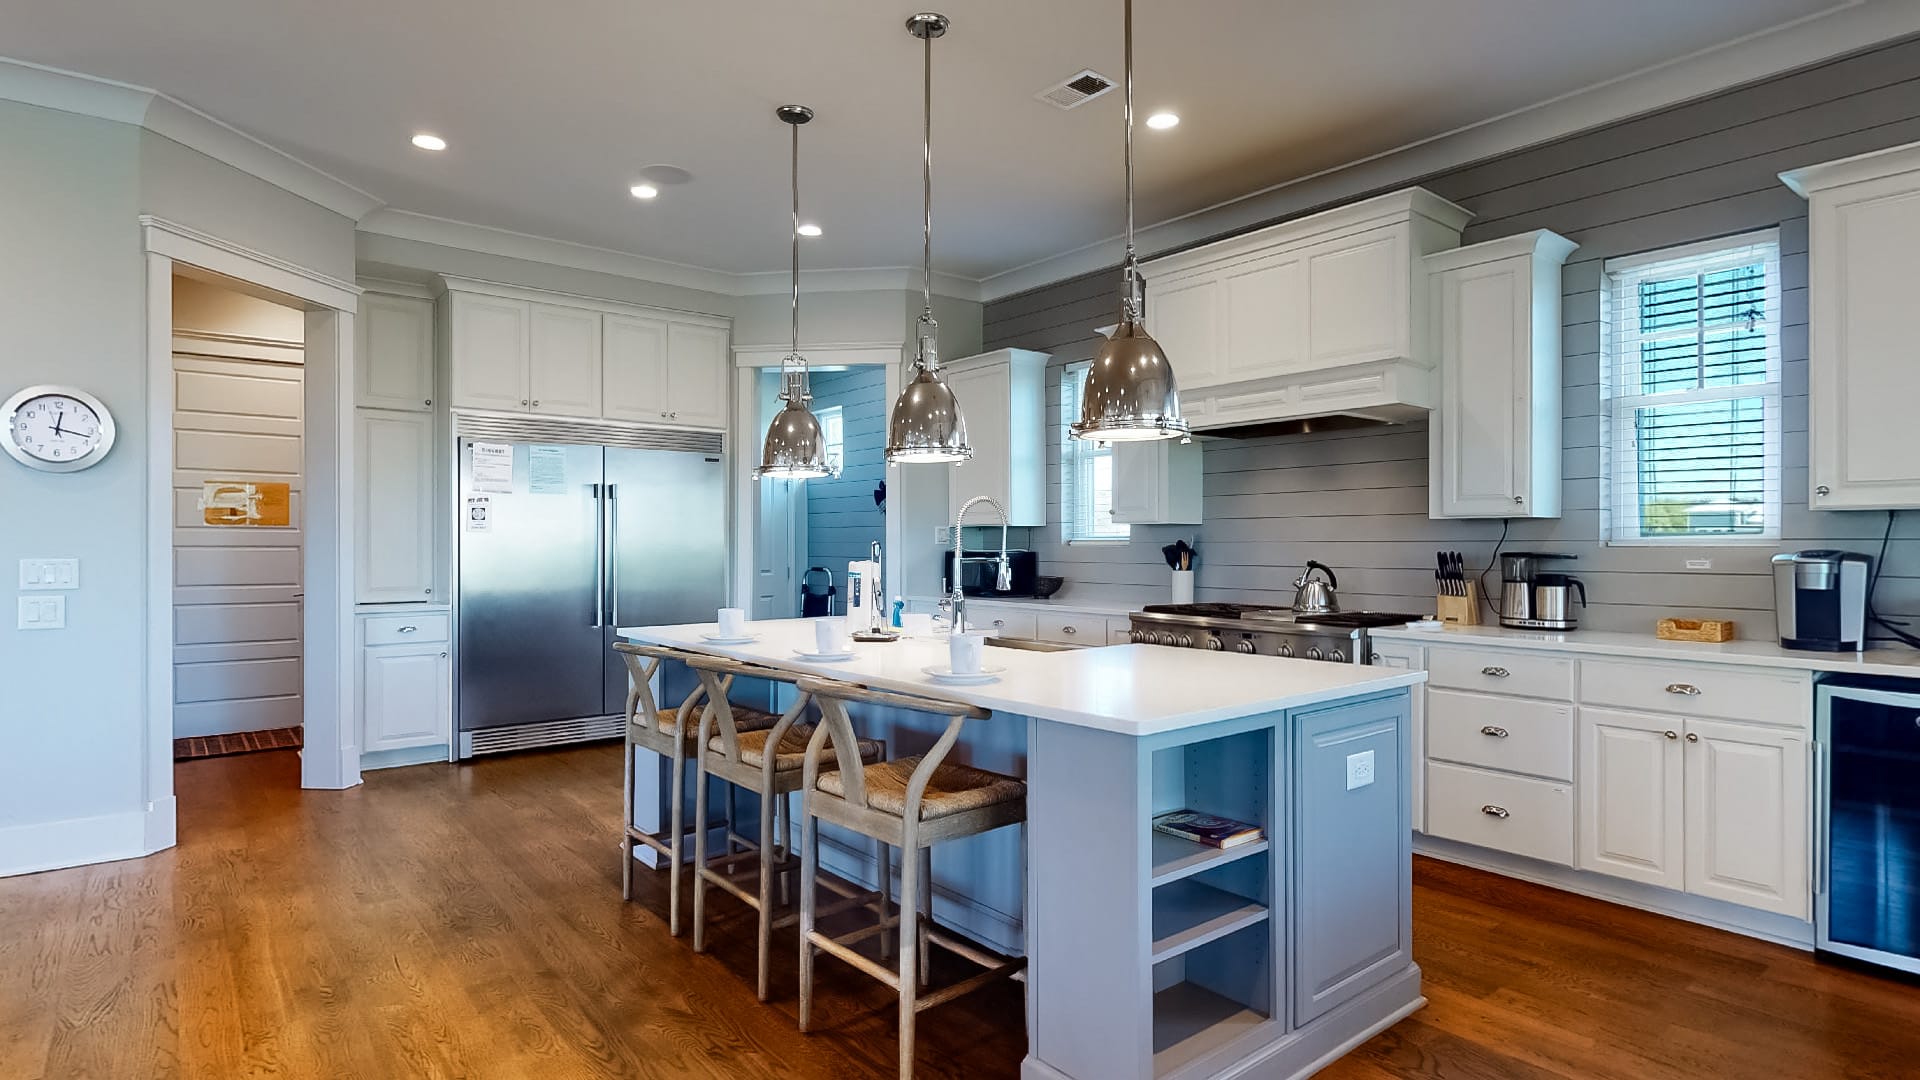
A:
1656 618 1736 643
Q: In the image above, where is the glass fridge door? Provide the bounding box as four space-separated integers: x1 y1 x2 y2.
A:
1821 682 1920 969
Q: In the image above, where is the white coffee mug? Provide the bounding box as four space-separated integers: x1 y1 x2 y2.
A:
717 607 747 638
815 617 848 655
949 632 986 675
901 612 934 637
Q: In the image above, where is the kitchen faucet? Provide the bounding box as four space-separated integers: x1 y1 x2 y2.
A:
949 494 1012 635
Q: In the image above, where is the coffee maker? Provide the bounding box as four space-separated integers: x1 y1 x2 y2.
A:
1772 550 1869 651
1499 552 1581 630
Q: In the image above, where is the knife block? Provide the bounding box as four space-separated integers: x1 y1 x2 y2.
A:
1436 582 1481 626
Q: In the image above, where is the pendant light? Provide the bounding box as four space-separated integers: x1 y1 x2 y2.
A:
885 12 972 465
1071 0 1189 444
756 104 834 481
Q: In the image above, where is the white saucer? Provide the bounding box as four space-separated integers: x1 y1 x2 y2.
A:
793 649 855 662
921 664 1006 685
702 634 758 645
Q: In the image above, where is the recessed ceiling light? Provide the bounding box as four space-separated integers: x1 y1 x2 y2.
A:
630 183 659 200
1146 112 1180 130
411 133 447 151
797 223 823 237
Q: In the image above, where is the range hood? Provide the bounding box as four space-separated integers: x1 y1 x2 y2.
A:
1177 359 1435 439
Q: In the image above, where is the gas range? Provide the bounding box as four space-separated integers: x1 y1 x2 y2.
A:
1128 603 1423 664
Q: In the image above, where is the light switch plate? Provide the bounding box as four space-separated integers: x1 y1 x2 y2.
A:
17 595 66 630
1345 749 1376 791
19 558 79 590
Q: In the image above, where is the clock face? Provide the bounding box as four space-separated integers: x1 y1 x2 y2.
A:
3 387 116 472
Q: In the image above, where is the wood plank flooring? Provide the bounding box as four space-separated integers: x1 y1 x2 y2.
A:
1 745 1916 1079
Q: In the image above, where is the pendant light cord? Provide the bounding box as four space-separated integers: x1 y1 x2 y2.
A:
1121 0 1139 323
917 22 940 373
789 116 802 400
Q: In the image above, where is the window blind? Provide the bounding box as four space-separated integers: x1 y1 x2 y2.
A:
1600 230 1782 543
1059 362 1129 542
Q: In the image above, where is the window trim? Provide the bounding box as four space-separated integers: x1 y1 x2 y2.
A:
1058 361 1130 545
1599 229 1783 546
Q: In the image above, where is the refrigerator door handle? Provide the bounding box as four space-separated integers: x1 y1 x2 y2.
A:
591 483 605 628
608 484 621 627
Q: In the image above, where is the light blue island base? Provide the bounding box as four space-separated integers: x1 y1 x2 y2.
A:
1022 688 1420 1080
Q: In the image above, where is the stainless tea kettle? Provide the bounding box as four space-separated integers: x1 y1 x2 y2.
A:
1291 561 1340 614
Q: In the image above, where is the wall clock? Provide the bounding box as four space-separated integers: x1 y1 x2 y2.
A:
3 385 117 473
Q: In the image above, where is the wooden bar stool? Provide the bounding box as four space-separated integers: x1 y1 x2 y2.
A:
794 677 1027 1080
613 642 778 935
685 655 887 1002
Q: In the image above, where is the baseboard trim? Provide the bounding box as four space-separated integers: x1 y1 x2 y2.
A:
1413 834 1815 949
0 801 176 878
360 744 451 772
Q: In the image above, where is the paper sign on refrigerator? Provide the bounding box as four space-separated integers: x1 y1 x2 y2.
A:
471 442 514 493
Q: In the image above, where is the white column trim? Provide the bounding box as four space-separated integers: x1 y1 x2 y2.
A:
141 215 360 312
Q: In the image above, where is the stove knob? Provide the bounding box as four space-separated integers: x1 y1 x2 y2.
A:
1204 636 1224 651
1328 647 1347 663
1234 639 1256 654
1277 642 1294 658
1305 646 1324 661
1130 629 1148 644
1174 633 1194 648
1139 630 1161 645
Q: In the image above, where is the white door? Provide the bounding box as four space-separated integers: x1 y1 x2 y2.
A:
751 372 804 620
665 321 730 429
528 303 602 416
1109 440 1164 523
1577 708 1684 889
363 644 450 751
449 293 530 411
172 348 305 738
1305 228 1409 367
356 293 435 412
602 313 670 422
1143 276 1223 387
355 412 435 604
1223 253 1305 377
1683 719 1810 919
1433 256 1525 516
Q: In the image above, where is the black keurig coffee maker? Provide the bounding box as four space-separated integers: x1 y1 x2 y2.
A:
1772 550 1870 651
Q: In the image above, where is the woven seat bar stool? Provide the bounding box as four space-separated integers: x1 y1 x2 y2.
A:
613 642 778 936
685 654 888 1001
794 677 1027 1080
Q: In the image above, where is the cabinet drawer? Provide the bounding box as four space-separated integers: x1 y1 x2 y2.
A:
1426 761 1574 865
1035 611 1104 645
1579 659 1807 728
1428 646 1572 700
1426 689 1574 781
968 606 1037 640
1107 618 1136 646
364 613 450 645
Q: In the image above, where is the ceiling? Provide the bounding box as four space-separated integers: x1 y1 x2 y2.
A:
3 0 1857 282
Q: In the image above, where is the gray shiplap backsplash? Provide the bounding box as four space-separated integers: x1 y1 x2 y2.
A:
982 36 1920 641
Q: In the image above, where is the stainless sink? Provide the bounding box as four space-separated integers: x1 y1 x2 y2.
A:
984 636 1081 653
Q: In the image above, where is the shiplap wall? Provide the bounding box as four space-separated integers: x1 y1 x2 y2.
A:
806 367 888 612
982 36 1920 639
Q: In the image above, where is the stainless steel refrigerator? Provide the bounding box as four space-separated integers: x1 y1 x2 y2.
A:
454 425 726 757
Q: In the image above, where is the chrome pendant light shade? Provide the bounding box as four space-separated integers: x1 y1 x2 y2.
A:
756 104 834 481
1072 0 1188 445
885 12 973 465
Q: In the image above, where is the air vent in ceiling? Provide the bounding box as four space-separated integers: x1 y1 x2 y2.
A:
1035 69 1115 110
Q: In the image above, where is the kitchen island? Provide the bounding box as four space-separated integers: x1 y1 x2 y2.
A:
619 619 1427 1080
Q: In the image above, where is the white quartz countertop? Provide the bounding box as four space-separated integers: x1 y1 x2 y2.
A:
1372 623 1920 679
618 619 1425 736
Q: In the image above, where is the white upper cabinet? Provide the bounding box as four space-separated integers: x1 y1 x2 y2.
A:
601 313 670 422
528 304 601 416
1139 188 1470 432
1784 141 1920 509
448 292 531 411
357 293 435 412
355 410 435 604
443 279 730 429
1111 440 1203 525
945 348 1048 528
1426 230 1577 519
664 321 730 430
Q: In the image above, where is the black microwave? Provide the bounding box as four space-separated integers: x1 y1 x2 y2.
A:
942 549 1039 597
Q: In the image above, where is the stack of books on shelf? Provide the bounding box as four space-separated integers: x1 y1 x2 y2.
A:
1152 810 1264 849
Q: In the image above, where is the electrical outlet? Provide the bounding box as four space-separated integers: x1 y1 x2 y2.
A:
17 595 66 630
1345 749 1375 791
934 526 952 545
18 558 79 590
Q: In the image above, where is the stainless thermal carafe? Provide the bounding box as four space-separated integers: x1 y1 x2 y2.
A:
1530 574 1587 631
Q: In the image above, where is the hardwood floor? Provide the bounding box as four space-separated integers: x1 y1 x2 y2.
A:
0 745 1915 1079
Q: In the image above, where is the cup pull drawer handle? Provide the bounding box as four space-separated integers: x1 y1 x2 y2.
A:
1481 666 1510 677
1480 725 1509 738
1665 730 1679 740
1063 625 1077 635
397 626 417 634
1481 805 1511 819
1665 683 1702 696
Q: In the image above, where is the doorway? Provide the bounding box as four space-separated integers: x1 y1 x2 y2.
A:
169 274 307 754
801 367 887 616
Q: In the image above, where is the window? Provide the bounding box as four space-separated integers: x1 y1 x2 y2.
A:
817 404 844 476
1059 362 1129 542
1601 231 1782 543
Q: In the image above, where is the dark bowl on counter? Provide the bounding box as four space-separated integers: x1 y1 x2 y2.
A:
1033 575 1064 599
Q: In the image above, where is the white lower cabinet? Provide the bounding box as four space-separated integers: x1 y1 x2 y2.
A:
1683 718 1809 919
363 642 451 753
1427 762 1573 866
1577 708 1685 890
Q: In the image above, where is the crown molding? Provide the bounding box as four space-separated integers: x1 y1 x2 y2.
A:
0 56 382 220
976 0 1915 301
734 266 984 301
